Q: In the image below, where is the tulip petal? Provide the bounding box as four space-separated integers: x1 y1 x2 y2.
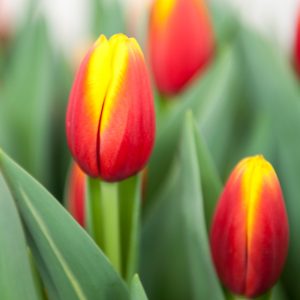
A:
210 161 248 294
152 0 176 28
66 163 86 227
99 36 155 181
245 162 289 297
66 35 111 176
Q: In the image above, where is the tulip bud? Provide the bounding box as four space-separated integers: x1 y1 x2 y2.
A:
294 13 300 75
210 155 289 298
148 0 215 95
66 162 86 227
66 34 155 181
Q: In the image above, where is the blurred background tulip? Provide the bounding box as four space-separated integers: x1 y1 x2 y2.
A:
148 0 215 95
294 11 300 75
210 156 289 298
65 162 86 227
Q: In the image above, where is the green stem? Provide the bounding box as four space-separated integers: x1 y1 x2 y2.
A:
86 177 103 248
101 181 121 274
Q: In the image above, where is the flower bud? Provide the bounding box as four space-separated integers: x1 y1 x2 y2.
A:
66 34 155 181
210 155 289 298
66 162 86 227
148 0 215 95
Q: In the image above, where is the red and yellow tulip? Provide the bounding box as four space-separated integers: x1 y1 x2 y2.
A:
66 162 86 227
66 34 155 182
148 0 215 95
210 155 289 298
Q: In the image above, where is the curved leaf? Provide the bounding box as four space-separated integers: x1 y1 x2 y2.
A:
130 274 148 300
140 112 224 300
0 173 41 300
0 149 129 300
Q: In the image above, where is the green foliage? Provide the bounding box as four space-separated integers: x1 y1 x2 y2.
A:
140 113 224 300
146 44 240 206
91 0 126 37
0 149 130 300
130 275 148 300
0 19 54 186
0 173 41 300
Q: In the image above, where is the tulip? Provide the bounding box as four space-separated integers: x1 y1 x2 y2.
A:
148 0 215 95
294 13 300 75
66 34 155 181
210 155 289 298
66 162 86 227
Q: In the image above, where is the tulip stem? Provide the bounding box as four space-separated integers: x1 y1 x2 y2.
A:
86 177 103 248
101 181 121 274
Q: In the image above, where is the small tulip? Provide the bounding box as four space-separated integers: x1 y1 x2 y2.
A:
66 34 155 181
66 162 86 227
294 13 300 75
148 0 215 95
210 155 289 298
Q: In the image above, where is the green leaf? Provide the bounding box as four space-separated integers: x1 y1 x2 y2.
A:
272 283 288 300
237 27 300 299
0 19 55 188
140 112 225 300
0 148 129 300
146 44 240 206
210 1 240 46
229 112 275 165
130 274 148 300
193 126 222 228
0 173 41 300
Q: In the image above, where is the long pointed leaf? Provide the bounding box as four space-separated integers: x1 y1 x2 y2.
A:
130 275 148 300
0 148 129 300
0 173 41 300
140 112 224 300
